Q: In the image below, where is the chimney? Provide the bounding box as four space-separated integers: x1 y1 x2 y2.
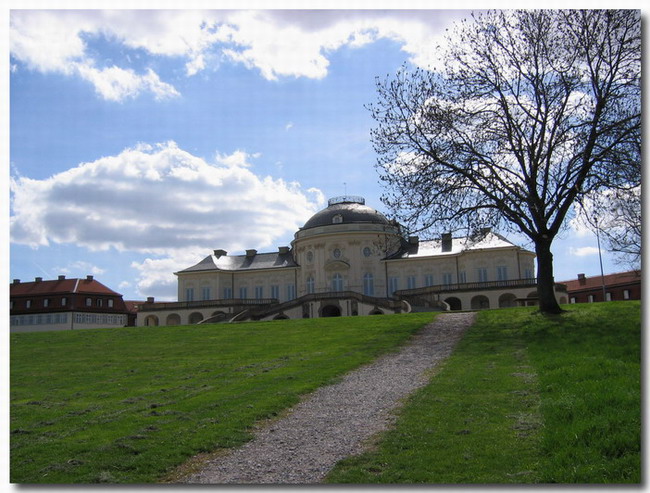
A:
578 273 586 286
35 277 43 283
441 233 453 253
408 236 419 246
214 249 227 258
13 279 20 284
58 275 66 281
86 275 94 281
146 296 155 303
246 249 257 257
278 246 290 255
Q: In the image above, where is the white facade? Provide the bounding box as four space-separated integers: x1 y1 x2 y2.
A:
10 312 128 333
138 197 565 326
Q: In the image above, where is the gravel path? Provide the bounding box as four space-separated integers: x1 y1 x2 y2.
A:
183 312 476 484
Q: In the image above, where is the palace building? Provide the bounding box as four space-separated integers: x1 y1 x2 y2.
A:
10 275 135 332
138 196 568 326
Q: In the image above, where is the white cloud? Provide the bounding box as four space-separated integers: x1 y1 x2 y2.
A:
10 142 324 258
56 260 106 276
130 256 187 301
569 246 600 257
10 10 468 100
10 142 325 299
75 65 179 102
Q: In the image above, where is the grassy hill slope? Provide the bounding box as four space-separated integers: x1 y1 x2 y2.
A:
10 313 434 483
11 302 640 484
326 302 641 484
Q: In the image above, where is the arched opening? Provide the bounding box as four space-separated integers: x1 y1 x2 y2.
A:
321 305 342 317
369 308 384 315
166 313 181 326
188 312 204 324
445 297 462 311
471 295 490 310
498 293 517 308
144 315 159 326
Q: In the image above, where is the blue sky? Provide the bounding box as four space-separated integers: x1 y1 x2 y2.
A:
6 6 634 301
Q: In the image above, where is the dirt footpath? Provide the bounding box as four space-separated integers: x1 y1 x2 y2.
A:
182 312 476 484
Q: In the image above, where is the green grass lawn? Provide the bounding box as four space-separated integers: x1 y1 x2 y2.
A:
325 301 641 484
10 313 435 483
11 302 641 484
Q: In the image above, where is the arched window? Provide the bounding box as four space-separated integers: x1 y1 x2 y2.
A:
306 276 315 294
363 273 374 296
332 273 344 292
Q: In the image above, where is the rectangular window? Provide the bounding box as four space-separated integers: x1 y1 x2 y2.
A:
223 287 232 299
239 287 248 299
202 287 211 301
424 274 434 287
389 277 399 294
525 268 534 279
459 271 467 284
96 299 103 307
185 288 194 302
497 266 508 281
605 292 612 301
271 285 280 299
407 276 417 290
588 294 594 303
43 298 50 308
254 286 264 300
108 299 114 308
86 297 93 307
570 297 576 304
287 284 296 301
61 297 67 306
477 268 488 283
623 289 630 300
442 273 453 286
363 274 374 296
26 300 31 309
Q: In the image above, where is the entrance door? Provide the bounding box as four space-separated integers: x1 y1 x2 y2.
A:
321 305 342 317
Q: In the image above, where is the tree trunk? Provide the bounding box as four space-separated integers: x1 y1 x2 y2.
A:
535 237 563 314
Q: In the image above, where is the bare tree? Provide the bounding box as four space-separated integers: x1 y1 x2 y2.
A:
579 132 641 270
370 10 640 314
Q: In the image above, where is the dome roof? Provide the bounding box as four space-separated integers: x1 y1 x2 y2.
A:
302 196 391 230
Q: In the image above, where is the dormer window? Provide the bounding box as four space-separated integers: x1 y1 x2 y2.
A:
332 214 343 224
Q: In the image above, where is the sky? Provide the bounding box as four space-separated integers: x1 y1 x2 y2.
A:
5 4 640 302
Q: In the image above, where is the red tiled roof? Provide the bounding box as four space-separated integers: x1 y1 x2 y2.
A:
124 300 143 313
10 277 122 297
560 270 641 292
